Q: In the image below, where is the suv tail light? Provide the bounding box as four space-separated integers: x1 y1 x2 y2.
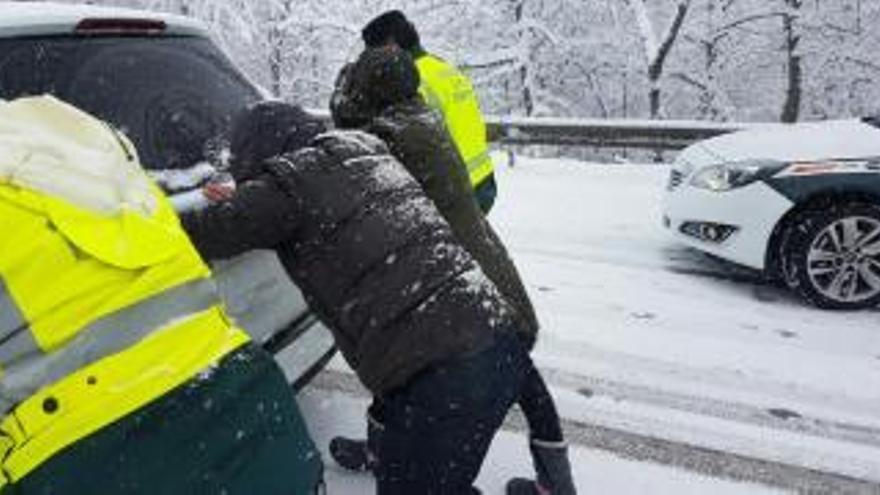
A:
75 18 167 36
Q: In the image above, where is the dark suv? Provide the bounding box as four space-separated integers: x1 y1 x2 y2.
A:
0 3 335 388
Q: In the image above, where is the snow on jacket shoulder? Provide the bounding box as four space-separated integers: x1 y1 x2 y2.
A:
183 130 516 395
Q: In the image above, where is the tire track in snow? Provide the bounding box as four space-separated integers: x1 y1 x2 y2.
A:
534 334 880 430
542 367 880 450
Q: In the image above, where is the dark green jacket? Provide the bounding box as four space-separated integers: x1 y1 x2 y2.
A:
368 100 539 343
330 47 539 343
13 344 322 495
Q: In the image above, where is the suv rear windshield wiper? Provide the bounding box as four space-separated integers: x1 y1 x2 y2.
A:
865 115 880 128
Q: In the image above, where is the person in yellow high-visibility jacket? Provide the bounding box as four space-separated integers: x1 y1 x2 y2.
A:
362 10 498 214
0 96 322 494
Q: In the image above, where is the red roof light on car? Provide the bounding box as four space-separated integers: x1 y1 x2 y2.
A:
787 163 839 175
75 18 167 36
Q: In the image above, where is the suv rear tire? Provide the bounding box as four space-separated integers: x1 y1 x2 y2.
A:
781 202 880 310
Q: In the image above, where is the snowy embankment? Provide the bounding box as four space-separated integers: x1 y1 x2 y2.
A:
289 156 880 492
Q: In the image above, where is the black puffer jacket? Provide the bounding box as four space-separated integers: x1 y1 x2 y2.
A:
331 48 540 342
182 108 514 395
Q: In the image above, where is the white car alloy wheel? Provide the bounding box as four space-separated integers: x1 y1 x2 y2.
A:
783 202 880 310
807 216 880 304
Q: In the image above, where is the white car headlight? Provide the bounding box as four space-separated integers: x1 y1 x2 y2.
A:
690 161 784 192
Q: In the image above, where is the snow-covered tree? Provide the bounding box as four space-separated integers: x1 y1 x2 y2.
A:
625 0 692 119
48 0 880 123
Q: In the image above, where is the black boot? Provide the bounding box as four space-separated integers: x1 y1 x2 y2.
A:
329 411 383 472
506 477 543 495
329 437 372 471
507 439 577 495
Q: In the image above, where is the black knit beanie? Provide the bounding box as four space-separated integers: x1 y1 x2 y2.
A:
361 10 421 51
228 101 326 181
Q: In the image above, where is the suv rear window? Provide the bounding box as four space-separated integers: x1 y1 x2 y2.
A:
0 35 260 169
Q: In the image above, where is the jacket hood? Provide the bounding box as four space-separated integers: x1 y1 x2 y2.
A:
229 101 325 182
0 95 155 216
330 47 420 130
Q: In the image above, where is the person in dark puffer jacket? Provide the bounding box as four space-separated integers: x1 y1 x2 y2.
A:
332 47 539 343
181 101 532 494
330 47 577 495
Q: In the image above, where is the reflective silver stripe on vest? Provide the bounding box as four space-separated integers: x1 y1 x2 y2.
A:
420 82 442 110
0 277 220 416
466 151 492 175
0 330 40 374
0 279 35 414
0 279 29 346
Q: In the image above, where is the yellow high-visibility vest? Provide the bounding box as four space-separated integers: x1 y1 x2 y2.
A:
415 53 494 187
0 96 249 485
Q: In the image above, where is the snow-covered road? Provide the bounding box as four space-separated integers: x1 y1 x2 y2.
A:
489 158 880 482
288 157 880 493
298 388 785 495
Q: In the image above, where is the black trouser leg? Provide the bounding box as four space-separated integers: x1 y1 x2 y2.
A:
514 362 578 494
475 174 498 215
374 332 529 495
517 363 564 443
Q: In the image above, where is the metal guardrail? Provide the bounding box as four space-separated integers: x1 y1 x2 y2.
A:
485 116 774 150
309 109 773 151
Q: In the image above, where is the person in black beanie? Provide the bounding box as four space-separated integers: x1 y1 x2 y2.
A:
226 101 325 182
360 10 499 215
180 101 534 494
329 46 578 495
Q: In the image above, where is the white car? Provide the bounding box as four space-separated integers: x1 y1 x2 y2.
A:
663 117 880 310
0 2 336 387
